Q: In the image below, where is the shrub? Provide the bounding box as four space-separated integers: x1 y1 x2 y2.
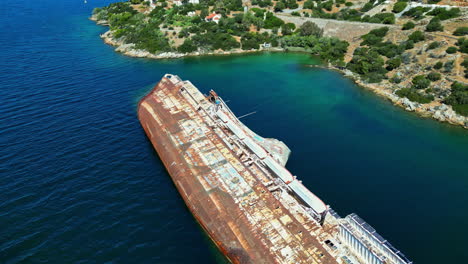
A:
452 105 468 116
178 38 197 53
345 2 353 6
427 41 440 50
371 13 396 24
281 23 296 35
377 42 403 58
386 57 401 70
408 30 425 43
444 82 468 116
462 58 468 68
392 1 407 13
369 27 390 37
456 37 467 54
264 12 285 29
446 46 457 54
274 1 285 12
390 75 402 83
396 88 434 103
427 7 461 20
412 75 431 89
322 1 334 11
360 27 389 46
241 32 266 50
299 21 323 37
402 40 414 50
403 7 431 20
444 60 454 72
434 61 443 69
427 72 441 81
361 2 374 12
453 27 468 36
425 18 443 32
346 47 387 83
402 21 415 30
303 0 314 9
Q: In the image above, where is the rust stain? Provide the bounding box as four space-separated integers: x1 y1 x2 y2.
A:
138 74 365 264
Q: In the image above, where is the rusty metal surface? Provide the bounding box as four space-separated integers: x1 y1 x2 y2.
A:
138 75 341 264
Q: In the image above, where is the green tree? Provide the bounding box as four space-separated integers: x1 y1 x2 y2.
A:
264 12 285 29
386 57 401 70
178 38 197 53
427 7 461 20
456 37 467 54
346 47 387 83
299 21 323 37
444 82 468 116
427 72 441 81
425 18 443 32
274 1 285 12
396 88 434 103
453 27 468 36
412 75 430 89
434 61 443 69
392 1 407 13
402 21 415 30
446 46 457 54
281 23 296 35
408 30 425 43
303 0 315 9
427 41 440 50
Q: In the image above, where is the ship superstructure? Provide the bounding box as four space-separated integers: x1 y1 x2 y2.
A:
138 74 412 264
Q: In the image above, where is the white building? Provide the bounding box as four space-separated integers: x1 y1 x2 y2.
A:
205 13 222 24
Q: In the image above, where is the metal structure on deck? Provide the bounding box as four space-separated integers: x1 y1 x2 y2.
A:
138 74 412 264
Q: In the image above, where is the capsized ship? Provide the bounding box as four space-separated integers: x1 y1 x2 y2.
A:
138 74 412 264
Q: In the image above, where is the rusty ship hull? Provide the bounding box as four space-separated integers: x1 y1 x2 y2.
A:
138 74 413 264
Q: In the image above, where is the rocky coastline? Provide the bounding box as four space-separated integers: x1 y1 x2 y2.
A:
338 68 468 129
91 16 467 130
100 30 282 59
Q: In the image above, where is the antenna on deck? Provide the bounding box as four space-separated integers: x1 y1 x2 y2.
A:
238 111 257 119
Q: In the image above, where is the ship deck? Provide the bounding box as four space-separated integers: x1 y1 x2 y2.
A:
138 75 340 264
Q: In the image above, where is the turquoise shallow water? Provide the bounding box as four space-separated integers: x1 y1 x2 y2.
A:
1 0 468 263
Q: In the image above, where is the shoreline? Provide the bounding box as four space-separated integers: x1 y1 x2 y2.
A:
99 29 284 60
334 66 468 129
91 16 467 130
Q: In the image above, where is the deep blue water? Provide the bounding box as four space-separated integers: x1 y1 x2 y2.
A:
1 0 468 263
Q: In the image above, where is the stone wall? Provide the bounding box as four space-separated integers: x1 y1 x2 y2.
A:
276 14 397 42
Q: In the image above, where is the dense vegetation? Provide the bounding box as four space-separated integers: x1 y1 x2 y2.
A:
453 27 468 36
392 1 407 14
347 47 387 83
92 0 468 120
93 1 283 53
396 88 434 104
299 0 396 24
281 22 349 64
425 18 443 32
403 6 461 21
402 21 415 30
444 82 468 116
347 27 407 83
92 0 350 64
457 37 468 54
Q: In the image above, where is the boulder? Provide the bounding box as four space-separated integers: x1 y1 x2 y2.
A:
401 98 417 111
